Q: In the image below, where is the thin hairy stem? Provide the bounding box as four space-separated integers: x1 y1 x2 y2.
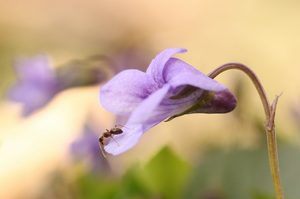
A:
208 63 284 199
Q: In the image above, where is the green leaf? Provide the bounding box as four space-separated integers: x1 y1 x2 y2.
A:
142 146 191 199
113 164 153 199
76 173 119 199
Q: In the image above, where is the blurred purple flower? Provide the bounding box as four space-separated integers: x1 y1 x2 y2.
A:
70 126 109 172
7 55 112 116
8 55 59 116
100 48 237 155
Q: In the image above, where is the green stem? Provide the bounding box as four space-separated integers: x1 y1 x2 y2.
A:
208 63 284 199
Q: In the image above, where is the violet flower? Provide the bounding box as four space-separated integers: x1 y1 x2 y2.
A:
100 48 237 155
8 55 59 116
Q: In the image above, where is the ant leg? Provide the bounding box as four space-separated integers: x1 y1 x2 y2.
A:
110 135 120 146
99 142 107 159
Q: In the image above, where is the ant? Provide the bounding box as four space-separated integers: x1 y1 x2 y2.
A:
98 125 125 158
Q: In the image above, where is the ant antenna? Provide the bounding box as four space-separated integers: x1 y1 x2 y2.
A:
115 124 131 130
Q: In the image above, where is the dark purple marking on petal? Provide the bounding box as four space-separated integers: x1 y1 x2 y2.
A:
199 89 237 113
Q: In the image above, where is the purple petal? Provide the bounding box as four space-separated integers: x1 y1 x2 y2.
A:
127 85 170 124
164 58 225 92
100 69 157 115
146 48 187 86
104 85 170 155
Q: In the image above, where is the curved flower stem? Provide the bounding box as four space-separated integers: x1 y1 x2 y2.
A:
208 63 284 199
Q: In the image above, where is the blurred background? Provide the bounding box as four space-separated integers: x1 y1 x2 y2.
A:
1 0 300 198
